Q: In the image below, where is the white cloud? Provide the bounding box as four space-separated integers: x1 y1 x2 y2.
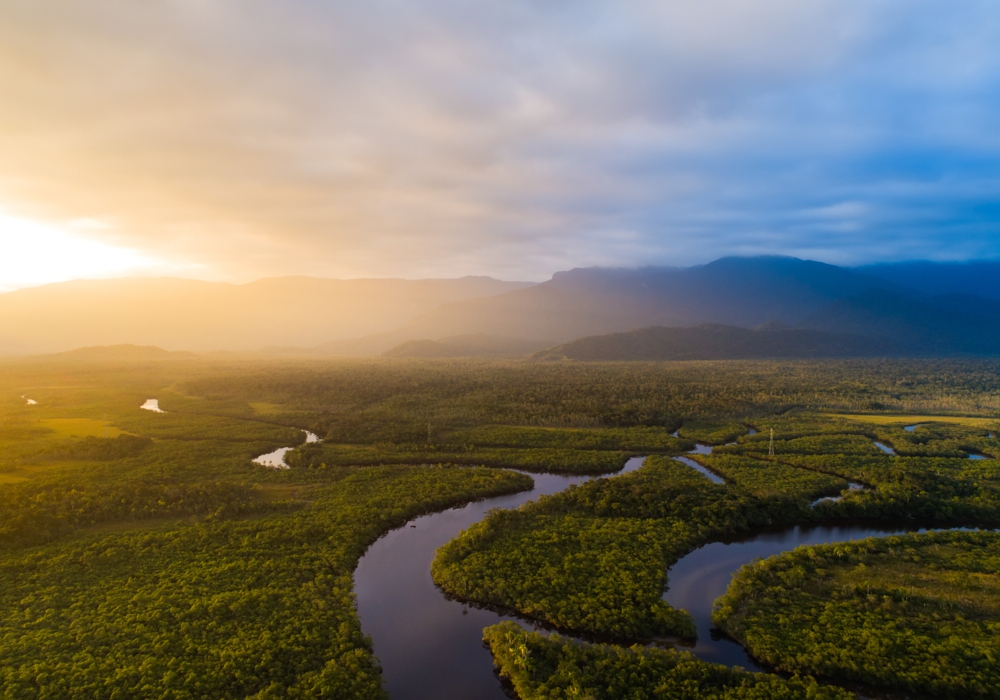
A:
0 212 190 290
0 0 996 280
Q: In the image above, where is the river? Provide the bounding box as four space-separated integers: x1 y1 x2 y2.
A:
661 522 917 670
354 457 647 700
348 435 976 698
352 442 920 699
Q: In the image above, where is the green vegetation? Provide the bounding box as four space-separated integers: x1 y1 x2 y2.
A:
531 323 893 362
288 442 634 474
433 455 822 639
183 358 1000 427
1 356 999 697
484 622 853 700
718 434 882 456
714 531 1000 699
441 425 691 452
676 421 748 444
696 454 849 499
0 465 529 699
433 411 1000 652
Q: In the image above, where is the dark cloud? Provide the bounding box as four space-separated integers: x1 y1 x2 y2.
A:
0 0 997 282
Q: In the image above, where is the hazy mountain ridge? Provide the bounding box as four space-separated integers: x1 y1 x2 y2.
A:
31 344 198 362
379 256 902 347
4 257 999 358
378 257 1000 359
801 289 1000 356
857 261 1000 300
381 335 550 359
534 324 896 361
0 275 533 355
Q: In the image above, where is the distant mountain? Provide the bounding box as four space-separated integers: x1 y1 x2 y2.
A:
5 258 998 358
0 276 532 355
928 294 1000 320
382 334 550 359
387 257 898 345
801 289 1000 356
857 261 1000 301
534 324 894 361
33 344 197 362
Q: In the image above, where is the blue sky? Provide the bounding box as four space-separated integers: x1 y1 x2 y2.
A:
0 0 997 286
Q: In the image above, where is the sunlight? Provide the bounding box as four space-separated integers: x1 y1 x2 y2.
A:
0 213 159 291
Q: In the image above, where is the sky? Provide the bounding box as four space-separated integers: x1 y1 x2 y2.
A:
0 0 998 289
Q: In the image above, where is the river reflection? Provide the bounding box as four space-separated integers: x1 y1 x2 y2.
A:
353 445 939 698
354 458 646 700
662 523 917 669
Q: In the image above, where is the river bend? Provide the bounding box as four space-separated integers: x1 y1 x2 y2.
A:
347 443 961 698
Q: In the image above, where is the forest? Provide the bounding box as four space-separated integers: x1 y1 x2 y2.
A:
713 531 1000 698
0 355 998 698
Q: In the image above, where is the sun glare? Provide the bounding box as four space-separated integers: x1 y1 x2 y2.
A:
0 213 160 291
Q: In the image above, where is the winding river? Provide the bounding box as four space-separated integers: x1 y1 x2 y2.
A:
239 422 1000 700
353 458 646 700
661 522 916 670
239 418 1000 698
351 438 933 700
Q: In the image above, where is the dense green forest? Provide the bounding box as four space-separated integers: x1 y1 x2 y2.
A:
714 531 1000 699
0 356 998 698
433 413 1000 643
484 622 853 700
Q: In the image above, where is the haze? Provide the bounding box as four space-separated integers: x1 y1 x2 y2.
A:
2 0 999 290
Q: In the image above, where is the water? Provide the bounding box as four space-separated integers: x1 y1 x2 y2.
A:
140 399 165 413
810 481 864 507
253 430 320 469
349 439 944 698
354 457 647 700
21 395 36 405
874 441 896 455
900 423 992 460
674 455 725 484
661 524 917 670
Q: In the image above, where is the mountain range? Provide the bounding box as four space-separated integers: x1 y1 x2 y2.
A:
534 323 897 361
2 257 999 359
0 276 531 355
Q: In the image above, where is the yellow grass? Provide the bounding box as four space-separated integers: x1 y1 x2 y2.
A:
824 413 999 428
249 402 286 415
39 418 124 438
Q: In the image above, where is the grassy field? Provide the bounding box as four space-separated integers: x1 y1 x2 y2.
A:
39 417 125 438
824 412 999 428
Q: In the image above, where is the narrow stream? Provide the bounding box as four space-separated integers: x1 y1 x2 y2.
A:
874 441 896 455
253 430 320 468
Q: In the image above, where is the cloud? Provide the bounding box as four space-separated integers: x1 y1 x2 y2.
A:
0 212 167 291
0 0 997 285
